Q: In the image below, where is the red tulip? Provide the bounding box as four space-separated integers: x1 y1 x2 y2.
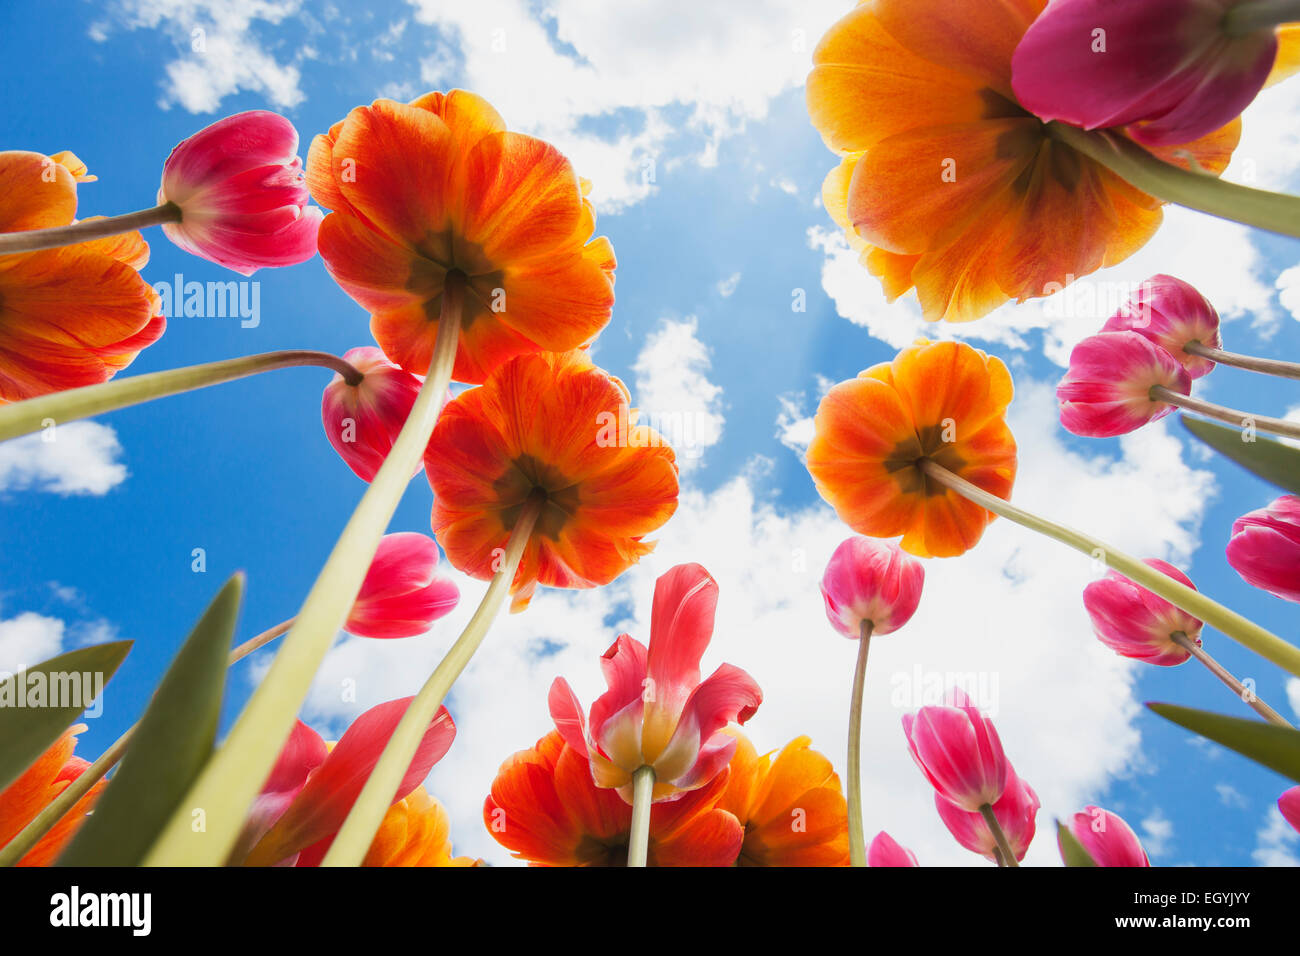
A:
1082 559 1203 666
344 532 459 639
1063 806 1151 867
820 537 925 639
158 110 322 275
321 346 425 483
902 688 1008 813
1226 495 1300 603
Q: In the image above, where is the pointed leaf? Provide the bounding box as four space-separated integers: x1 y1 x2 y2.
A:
1181 417 1300 494
57 575 244 866
1056 821 1098 867
1147 702 1300 783
0 641 132 792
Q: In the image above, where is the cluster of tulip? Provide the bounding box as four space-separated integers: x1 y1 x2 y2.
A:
3 0 1300 869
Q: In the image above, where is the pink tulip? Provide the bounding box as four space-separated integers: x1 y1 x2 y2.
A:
1012 0 1281 146
240 698 456 866
321 347 425 483
549 563 763 802
1057 332 1191 437
867 831 919 867
344 532 459 639
934 771 1040 864
158 110 322 275
821 537 925 639
1063 806 1151 867
1226 495 1300 603
1082 559 1203 666
1280 787 1300 834
1101 275 1222 379
902 688 1009 813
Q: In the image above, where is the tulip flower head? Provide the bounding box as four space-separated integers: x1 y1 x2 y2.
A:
158 111 322 275
807 340 1017 558
0 726 105 866
1082 559 1203 666
902 688 1009 813
1062 805 1151 867
934 771 1040 864
1280 787 1300 835
1226 495 1300 603
321 347 426 482
868 831 919 867
1012 0 1293 147
0 151 164 403
806 0 1240 322
344 532 459 639
821 536 925 638
1057 331 1191 437
1101 275 1222 379
549 563 762 803
307 90 615 383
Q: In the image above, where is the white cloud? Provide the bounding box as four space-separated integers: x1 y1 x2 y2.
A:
1252 807 1299 866
0 422 128 496
0 612 67 672
1287 677 1300 719
716 272 742 298
1280 266 1300 323
632 317 725 471
1216 782 1249 809
286 375 1212 866
1141 809 1175 860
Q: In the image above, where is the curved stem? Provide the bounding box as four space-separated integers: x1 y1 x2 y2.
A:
918 459 1300 678
320 489 544 867
0 203 181 256
847 620 873 867
142 277 465 867
1184 342 1300 381
980 804 1019 868
0 350 363 443
1151 385 1300 440
1048 123 1300 239
1171 632 1293 727
0 616 295 867
1224 0 1300 35
627 765 657 868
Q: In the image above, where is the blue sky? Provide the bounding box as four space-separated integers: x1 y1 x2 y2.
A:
3 0 1300 866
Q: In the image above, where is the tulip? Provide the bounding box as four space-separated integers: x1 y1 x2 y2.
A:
1101 275 1222 379
867 831 918 867
1057 332 1191 437
1082 560 1203 666
821 537 925 639
1062 806 1151 867
1226 495 1300 603
934 772 1040 865
902 688 1008 813
344 532 459 639
1012 0 1285 147
1280 787 1300 834
321 347 426 482
158 110 322 274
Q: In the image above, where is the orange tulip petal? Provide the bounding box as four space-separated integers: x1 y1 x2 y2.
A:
0 151 77 232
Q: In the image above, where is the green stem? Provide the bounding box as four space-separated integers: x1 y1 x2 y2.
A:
141 276 465 867
1049 123 1300 239
0 203 181 256
319 490 544 866
847 619 873 867
627 765 656 868
1185 342 1300 380
1224 0 1300 35
980 803 1019 867
918 459 1300 678
0 350 363 443
1151 385 1300 440
1170 631 1293 727
0 616 295 867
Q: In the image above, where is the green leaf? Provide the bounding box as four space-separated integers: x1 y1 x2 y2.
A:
0 641 132 793
1148 702 1300 783
57 575 244 866
1056 821 1098 867
1181 417 1300 495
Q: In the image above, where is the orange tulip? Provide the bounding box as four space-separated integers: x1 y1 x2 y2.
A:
306 90 615 384
347 787 478 867
426 349 678 611
483 731 742 866
0 725 105 866
806 339 1017 558
718 732 850 867
806 0 1241 322
0 151 164 403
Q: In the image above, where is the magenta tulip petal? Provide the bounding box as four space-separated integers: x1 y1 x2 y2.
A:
322 346 425 483
1280 787 1300 834
1082 558 1202 665
1058 332 1191 437
821 536 925 638
1226 495 1300 603
903 692 1008 812
934 772 1040 863
1065 806 1150 866
645 563 719 712
344 532 459 638
1101 275 1222 379
868 831 919 867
